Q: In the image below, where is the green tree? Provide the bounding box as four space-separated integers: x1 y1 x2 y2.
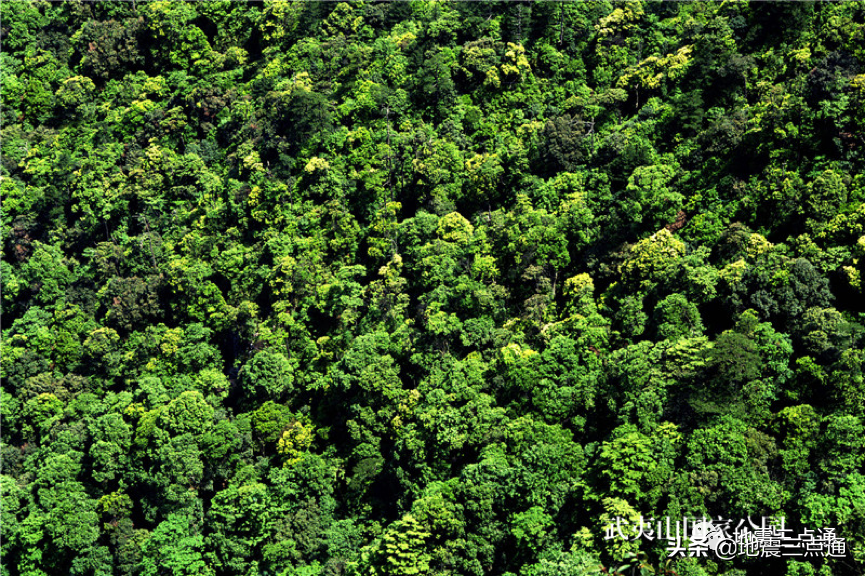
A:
141 510 214 576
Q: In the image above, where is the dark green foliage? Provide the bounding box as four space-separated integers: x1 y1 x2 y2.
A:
74 17 147 80
2 1 865 575
539 114 588 174
241 351 295 403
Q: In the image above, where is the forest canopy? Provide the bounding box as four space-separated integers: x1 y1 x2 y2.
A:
2 1 865 575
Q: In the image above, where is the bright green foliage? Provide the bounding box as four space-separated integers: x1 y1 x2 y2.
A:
686 416 788 516
619 230 686 291
241 351 295 401
141 511 215 576
357 514 432 576
3 2 865 575
593 423 681 511
276 416 315 466
654 294 704 340
160 391 214 437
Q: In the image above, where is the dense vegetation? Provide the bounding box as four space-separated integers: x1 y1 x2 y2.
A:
2 1 865 575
